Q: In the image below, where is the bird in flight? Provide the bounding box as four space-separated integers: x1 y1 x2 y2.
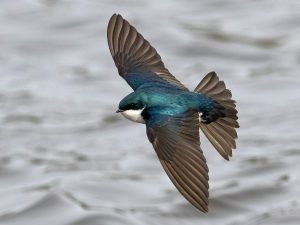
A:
107 14 239 212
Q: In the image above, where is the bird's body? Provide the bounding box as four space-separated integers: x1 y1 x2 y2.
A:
107 14 239 212
120 84 214 119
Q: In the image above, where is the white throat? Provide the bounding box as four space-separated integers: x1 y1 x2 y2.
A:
120 108 145 124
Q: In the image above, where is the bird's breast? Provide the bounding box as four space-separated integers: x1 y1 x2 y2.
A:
121 109 145 124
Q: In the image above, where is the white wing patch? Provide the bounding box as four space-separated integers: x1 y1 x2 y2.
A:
121 108 145 124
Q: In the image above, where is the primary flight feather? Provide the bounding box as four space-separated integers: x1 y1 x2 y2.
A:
107 14 239 212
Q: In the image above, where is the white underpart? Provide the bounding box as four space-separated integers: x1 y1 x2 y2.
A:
121 108 145 124
198 112 205 122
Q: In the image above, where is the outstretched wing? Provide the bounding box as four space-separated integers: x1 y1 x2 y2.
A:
145 110 209 212
107 14 187 91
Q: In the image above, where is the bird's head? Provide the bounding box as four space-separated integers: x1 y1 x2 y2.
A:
116 93 146 123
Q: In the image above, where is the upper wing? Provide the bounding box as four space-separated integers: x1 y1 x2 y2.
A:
107 14 187 91
145 110 209 212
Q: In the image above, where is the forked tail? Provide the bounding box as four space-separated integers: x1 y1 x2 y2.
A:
194 71 239 160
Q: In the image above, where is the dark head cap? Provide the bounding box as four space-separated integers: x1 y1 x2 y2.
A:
116 92 144 112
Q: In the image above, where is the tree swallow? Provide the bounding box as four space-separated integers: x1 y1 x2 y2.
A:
107 14 239 212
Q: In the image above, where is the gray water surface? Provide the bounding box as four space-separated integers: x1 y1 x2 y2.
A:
1 1 300 225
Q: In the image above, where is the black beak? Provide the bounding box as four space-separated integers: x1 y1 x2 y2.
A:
116 109 124 113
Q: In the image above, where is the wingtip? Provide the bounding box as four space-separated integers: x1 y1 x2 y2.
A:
196 203 209 213
108 14 123 26
201 204 209 213
110 13 124 21
208 71 217 76
109 13 116 22
110 13 118 18
186 198 209 213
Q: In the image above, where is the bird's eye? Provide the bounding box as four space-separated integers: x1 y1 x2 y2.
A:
128 103 139 109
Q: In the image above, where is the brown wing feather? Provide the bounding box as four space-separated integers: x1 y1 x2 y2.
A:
107 14 187 90
146 112 209 212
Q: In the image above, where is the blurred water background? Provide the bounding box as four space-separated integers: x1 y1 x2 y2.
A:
1 1 300 225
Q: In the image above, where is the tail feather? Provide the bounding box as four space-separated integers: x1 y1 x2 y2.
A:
194 71 239 160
